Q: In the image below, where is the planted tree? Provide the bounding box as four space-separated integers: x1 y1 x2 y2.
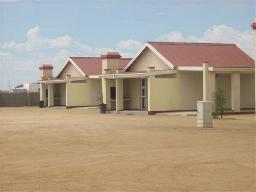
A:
214 88 226 118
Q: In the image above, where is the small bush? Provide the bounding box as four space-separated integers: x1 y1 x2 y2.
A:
214 88 226 119
212 112 219 119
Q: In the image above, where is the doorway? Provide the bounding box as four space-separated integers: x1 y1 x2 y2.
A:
141 79 148 109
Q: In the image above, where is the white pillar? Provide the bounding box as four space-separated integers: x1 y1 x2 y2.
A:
65 75 71 108
203 62 209 101
251 19 256 111
231 72 240 112
48 83 54 107
40 83 46 106
102 78 111 110
116 79 123 112
208 72 216 101
203 63 216 102
147 75 153 114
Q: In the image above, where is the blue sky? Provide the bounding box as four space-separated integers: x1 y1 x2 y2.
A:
0 0 255 90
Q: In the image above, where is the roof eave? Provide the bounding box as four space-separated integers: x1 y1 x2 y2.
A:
123 43 176 72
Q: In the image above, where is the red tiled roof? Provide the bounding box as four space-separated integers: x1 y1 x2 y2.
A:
148 42 254 68
70 57 132 75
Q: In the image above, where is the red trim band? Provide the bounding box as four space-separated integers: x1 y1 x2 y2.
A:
251 22 256 30
39 64 53 70
101 54 121 59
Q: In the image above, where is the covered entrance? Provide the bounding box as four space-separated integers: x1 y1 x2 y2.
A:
101 69 175 113
141 79 148 109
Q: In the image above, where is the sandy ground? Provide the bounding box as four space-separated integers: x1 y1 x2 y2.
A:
0 107 255 192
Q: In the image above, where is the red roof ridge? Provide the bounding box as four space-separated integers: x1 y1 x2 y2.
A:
147 41 236 46
70 56 132 60
70 56 100 59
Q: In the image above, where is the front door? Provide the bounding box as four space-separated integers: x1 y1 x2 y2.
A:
141 79 148 109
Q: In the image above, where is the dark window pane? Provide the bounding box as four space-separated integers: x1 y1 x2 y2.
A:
142 89 145 96
110 87 116 99
142 79 145 86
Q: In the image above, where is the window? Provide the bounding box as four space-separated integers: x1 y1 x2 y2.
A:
110 87 116 100
142 79 145 86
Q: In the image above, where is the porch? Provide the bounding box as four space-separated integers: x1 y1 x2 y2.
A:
39 77 90 108
101 69 176 112
102 78 148 111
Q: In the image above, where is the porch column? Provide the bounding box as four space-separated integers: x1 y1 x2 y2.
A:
102 78 111 110
65 75 71 108
203 63 215 101
209 72 216 110
147 75 153 113
48 83 54 107
39 83 46 106
231 72 240 111
251 19 256 111
116 79 123 111
203 63 209 101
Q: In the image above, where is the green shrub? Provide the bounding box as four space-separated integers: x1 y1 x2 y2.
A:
214 88 226 119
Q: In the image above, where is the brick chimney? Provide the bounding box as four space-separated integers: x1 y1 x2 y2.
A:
39 64 53 80
101 52 121 74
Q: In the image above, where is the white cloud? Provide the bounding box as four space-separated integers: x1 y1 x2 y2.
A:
117 39 142 50
0 24 253 90
158 32 184 42
0 0 20 2
0 26 118 89
0 26 74 51
50 35 73 48
158 25 254 57
0 51 11 58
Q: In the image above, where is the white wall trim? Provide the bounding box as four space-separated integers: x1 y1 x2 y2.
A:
57 58 86 78
146 43 175 69
177 66 254 72
123 44 148 71
69 58 87 77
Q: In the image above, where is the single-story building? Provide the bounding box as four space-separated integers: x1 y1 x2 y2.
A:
39 42 255 113
39 56 131 107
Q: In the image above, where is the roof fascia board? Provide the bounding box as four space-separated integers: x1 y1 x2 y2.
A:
101 69 176 79
212 67 254 72
123 44 148 71
69 58 87 77
88 75 101 79
177 66 203 71
123 43 175 71
146 43 175 70
177 66 254 72
56 60 70 78
38 76 87 84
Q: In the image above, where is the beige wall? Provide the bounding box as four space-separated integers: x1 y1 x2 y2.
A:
178 71 203 110
127 47 170 72
147 71 203 112
240 73 255 109
148 74 179 111
216 74 231 109
66 79 102 107
123 79 141 109
59 62 83 78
